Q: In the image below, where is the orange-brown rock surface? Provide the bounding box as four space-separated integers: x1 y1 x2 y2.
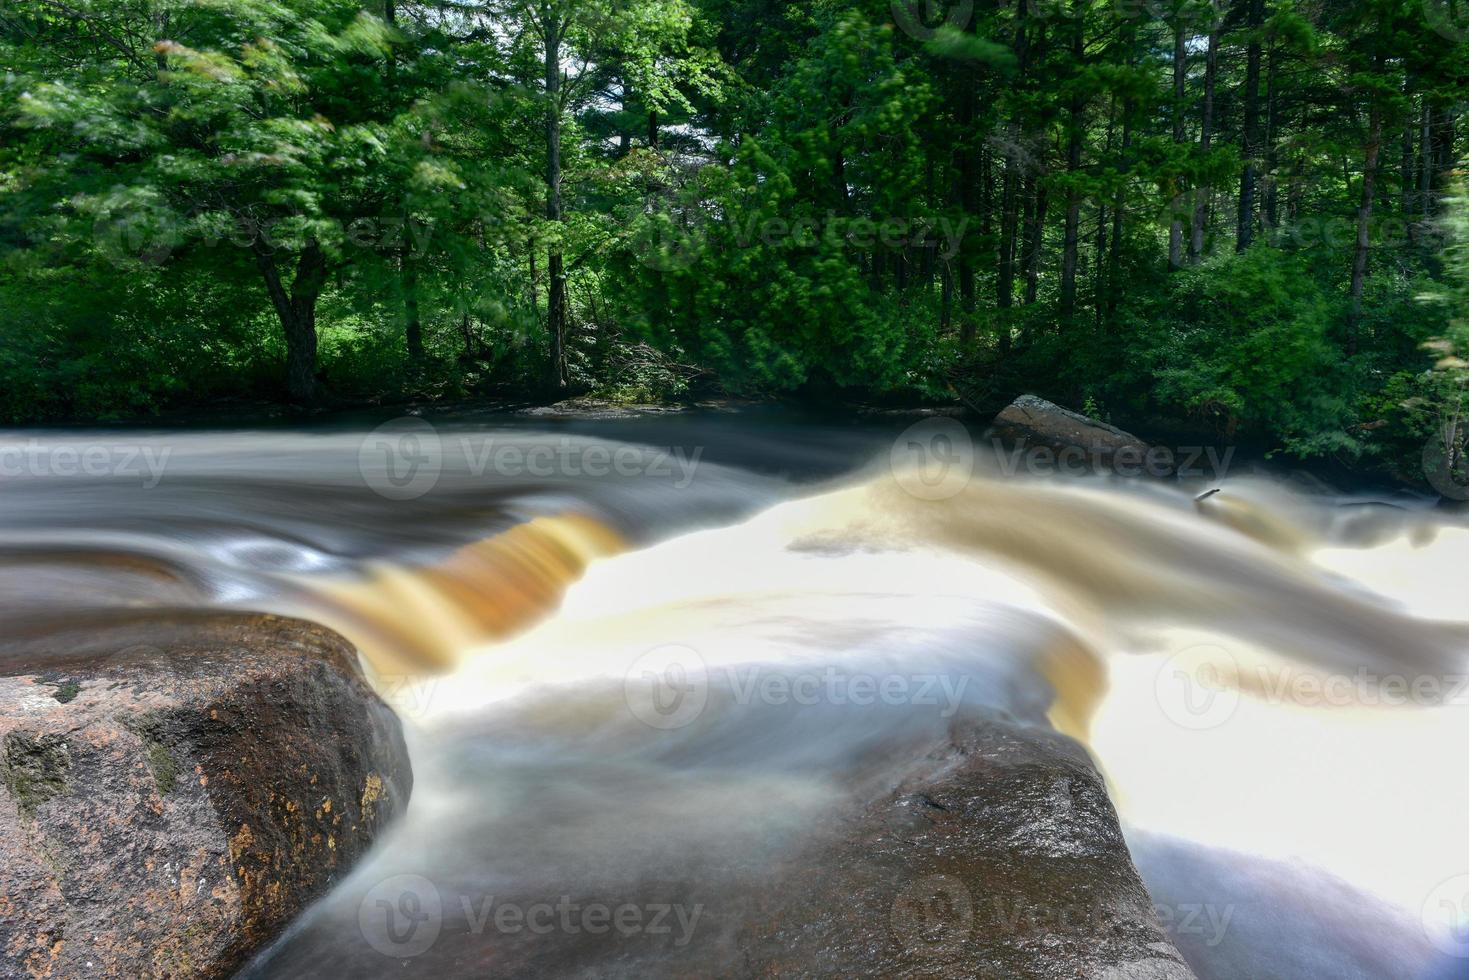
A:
0 612 411 979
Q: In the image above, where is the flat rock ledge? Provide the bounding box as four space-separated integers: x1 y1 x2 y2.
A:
0 612 411 980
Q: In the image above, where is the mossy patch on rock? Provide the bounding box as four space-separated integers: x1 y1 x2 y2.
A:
144 738 180 796
2 731 72 815
50 680 81 704
124 713 183 796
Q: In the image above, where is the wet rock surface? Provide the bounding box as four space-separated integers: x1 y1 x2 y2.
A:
0 612 411 979
735 717 1196 979
244 711 1190 979
991 394 1160 470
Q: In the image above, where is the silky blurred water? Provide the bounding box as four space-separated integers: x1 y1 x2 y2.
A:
2 410 1466 979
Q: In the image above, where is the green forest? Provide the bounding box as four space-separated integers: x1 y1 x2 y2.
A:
2 0 1468 479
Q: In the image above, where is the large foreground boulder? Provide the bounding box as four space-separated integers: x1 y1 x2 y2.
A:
0 612 411 979
991 394 1162 472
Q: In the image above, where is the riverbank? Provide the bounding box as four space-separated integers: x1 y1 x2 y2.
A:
6 389 1450 506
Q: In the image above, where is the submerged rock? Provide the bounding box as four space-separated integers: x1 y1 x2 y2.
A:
991 394 1164 472
0 612 411 979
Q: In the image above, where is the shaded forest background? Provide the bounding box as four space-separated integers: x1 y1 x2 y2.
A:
2 0 1468 481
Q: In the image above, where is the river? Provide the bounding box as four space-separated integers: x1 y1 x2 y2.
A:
2 408 1466 979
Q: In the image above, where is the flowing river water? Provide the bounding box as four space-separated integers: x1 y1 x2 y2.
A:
2 409 1468 979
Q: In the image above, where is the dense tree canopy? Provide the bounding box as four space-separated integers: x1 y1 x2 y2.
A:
2 0 1467 479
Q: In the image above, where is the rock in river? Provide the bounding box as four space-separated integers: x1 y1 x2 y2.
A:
736 716 1197 978
244 706 1191 979
991 394 1164 472
0 611 411 979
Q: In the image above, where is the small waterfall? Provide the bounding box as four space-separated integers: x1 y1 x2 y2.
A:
2 419 1465 978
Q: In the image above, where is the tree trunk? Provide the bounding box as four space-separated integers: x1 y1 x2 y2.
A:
1168 16 1186 271
1262 38 1280 236
1189 23 1219 262
1286 156 1303 222
995 0 1029 349
979 145 993 239
547 249 566 386
461 313 477 357
998 144 1021 317
1058 8 1085 321
1235 0 1264 251
545 21 568 389
1096 95 1115 321
384 0 418 365
1022 176 1048 305
618 80 631 157
256 242 327 404
1347 64 1385 355
1400 85 1415 224
940 260 953 334
404 255 423 363
528 245 539 310
1239 0 1263 252
955 75 978 345
1059 171 1081 319
833 142 850 214
1093 200 1107 325
1105 81 1136 318
1420 101 1434 225
1432 106 1456 193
